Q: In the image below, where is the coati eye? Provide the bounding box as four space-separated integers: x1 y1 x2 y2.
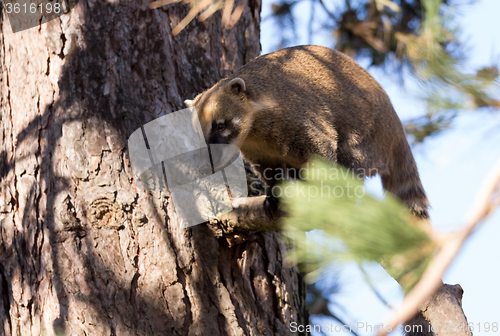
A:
217 123 225 131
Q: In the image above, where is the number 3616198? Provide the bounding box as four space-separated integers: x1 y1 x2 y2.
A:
4 2 61 14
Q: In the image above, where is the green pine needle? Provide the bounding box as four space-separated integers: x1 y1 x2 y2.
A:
281 158 435 292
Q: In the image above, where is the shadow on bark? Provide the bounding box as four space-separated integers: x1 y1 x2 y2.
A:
0 0 308 335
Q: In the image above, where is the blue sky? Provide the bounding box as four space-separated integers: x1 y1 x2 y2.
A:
260 0 500 334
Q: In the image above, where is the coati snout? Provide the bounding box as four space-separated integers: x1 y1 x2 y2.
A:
185 77 252 149
185 45 430 219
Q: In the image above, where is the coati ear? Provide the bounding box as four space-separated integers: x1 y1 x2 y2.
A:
228 78 246 95
184 99 194 108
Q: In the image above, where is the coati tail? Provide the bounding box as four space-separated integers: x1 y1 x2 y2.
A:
381 140 430 219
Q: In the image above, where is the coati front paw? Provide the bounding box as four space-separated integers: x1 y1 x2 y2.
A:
264 192 281 221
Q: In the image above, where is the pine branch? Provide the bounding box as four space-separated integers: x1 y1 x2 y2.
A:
378 157 500 335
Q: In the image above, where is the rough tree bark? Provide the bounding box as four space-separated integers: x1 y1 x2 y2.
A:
0 1 307 335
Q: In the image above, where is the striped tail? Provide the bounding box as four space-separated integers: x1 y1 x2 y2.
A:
381 140 430 219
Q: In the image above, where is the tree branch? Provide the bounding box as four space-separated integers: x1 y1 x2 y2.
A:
378 157 500 336
216 157 500 334
215 195 282 233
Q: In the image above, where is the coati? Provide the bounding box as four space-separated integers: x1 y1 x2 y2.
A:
185 45 429 219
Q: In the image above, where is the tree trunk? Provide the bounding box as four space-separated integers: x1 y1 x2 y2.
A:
0 1 307 335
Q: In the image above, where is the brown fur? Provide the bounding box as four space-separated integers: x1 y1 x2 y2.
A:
186 45 429 218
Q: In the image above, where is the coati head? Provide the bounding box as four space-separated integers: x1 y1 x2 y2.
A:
185 78 255 149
